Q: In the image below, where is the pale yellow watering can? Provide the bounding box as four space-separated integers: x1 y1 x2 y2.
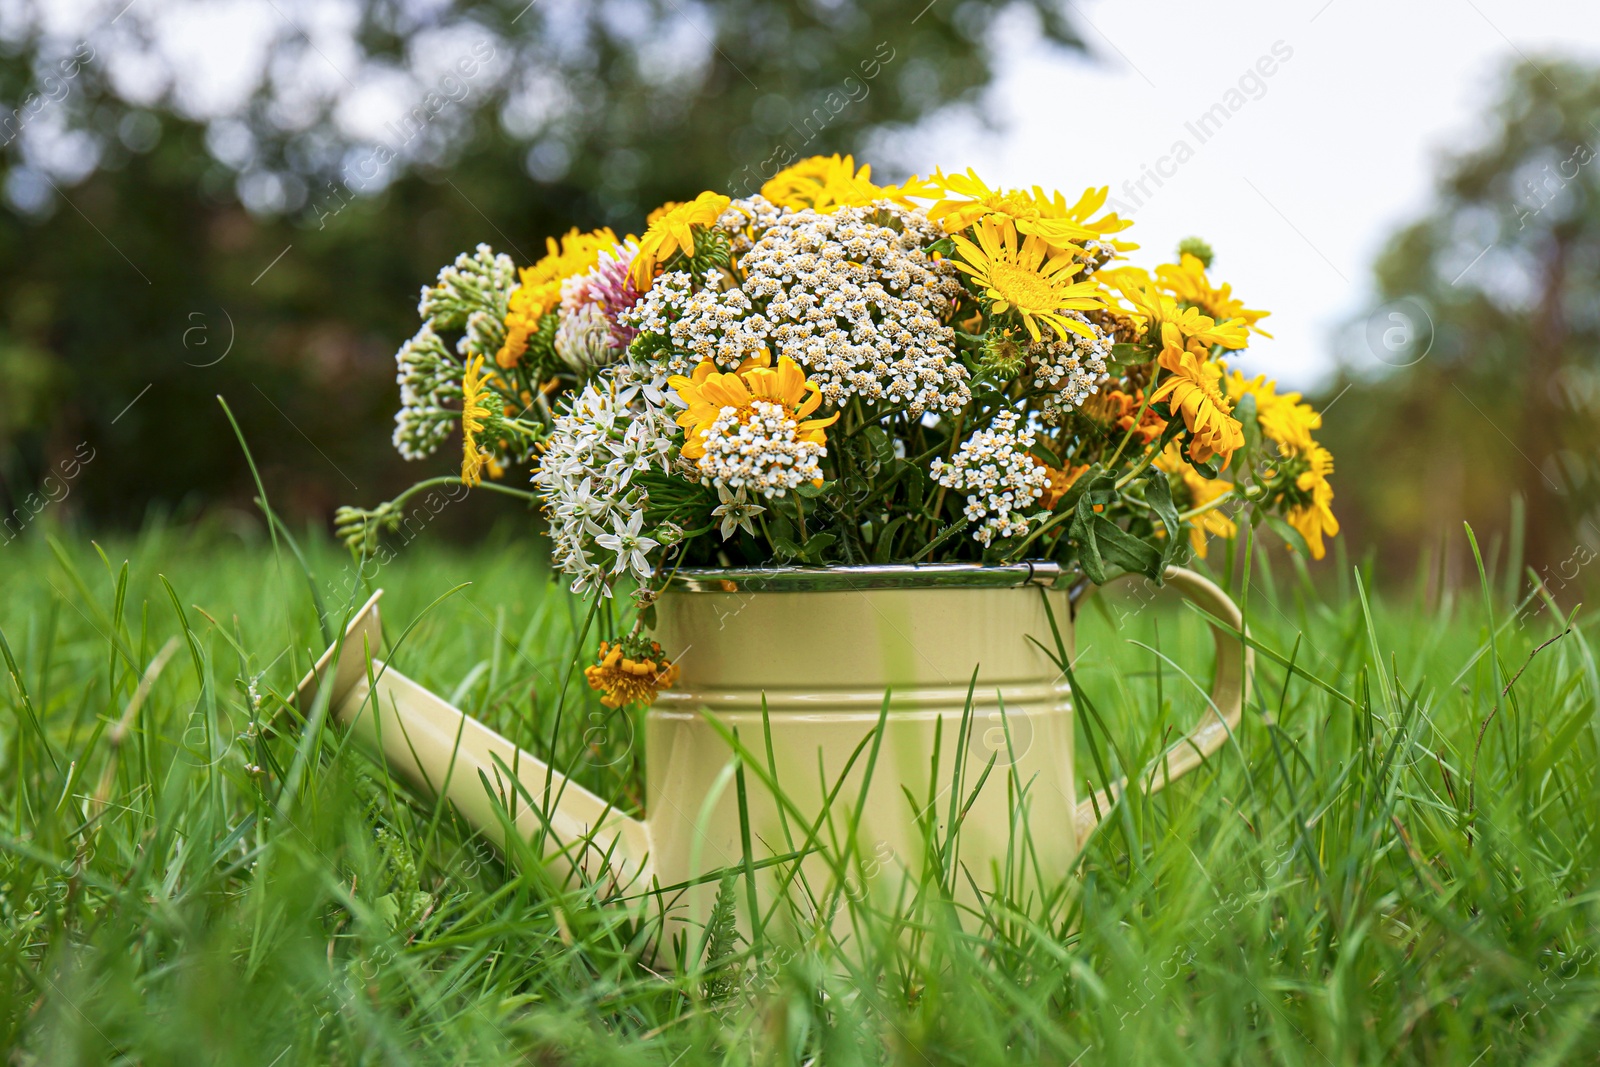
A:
294 563 1249 932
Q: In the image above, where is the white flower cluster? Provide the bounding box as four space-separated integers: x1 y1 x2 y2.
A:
532 363 677 595
1031 311 1111 423
696 402 825 498
625 202 970 416
621 271 768 377
715 195 786 256
418 244 514 340
740 203 969 415
392 325 461 460
930 411 1050 547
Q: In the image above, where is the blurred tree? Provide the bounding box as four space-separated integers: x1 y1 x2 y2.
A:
1322 57 1600 588
0 0 1083 529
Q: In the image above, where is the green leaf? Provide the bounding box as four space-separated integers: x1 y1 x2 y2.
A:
1092 514 1163 579
870 518 906 563
1028 440 1063 469
1142 468 1184 566
801 532 838 564
1232 391 1260 462
864 425 895 467
795 479 832 499
1267 515 1311 558
1108 342 1149 370
1069 471 1163 583
771 535 802 561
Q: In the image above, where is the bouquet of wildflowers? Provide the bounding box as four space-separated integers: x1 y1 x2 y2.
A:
341 155 1338 707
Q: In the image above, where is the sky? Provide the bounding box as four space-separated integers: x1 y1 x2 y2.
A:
9 0 1600 394
877 0 1600 390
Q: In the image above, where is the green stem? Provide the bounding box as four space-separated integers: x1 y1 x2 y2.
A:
1008 507 1075 560
1112 444 1160 491
1178 492 1240 523
386 474 542 511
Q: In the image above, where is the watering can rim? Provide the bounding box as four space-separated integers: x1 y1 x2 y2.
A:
665 560 1068 593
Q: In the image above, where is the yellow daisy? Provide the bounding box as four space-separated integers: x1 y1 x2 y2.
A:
460 354 494 486
629 190 732 290
922 169 1137 253
1107 269 1250 352
949 218 1104 342
1148 345 1244 468
1157 253 1271 336
1026 183 1138 252
497 227 619 368
1286 445 1339 560
1225 370 1321 453
760 154 937 213
668 353 838 460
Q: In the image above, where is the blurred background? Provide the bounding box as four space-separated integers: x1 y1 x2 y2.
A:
1 0 1598 597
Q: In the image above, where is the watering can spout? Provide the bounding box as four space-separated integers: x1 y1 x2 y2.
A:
292 591 653 891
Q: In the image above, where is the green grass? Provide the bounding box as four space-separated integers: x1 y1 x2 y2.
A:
1 517 1597 1065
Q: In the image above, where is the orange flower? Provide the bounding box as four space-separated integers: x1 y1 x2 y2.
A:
584 640 680 709
1036 460 1090 511
1086 388 1167 445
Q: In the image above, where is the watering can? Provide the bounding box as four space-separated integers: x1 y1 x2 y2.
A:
294 564 1249 930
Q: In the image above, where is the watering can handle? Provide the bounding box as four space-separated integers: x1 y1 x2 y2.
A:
1067 566 1252 845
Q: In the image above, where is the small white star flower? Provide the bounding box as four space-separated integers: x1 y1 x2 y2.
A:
711 485 766 540
594 510 659 579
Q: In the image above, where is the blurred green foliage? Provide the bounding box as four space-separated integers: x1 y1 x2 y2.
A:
1325 58 1600 584
0 0 1081 530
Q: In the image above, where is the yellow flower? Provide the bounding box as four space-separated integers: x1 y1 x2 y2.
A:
1104 269 1250 352
949 218 1104 343
760 154 937 213
668 353 837 460
922 169 1113 253
1286 445 1339 560
1148 345 1244 468
1225 370 1321 453
1155 442 1236 558
1156 253 1271 336
497 228 619 368
584 639 680 709
1025 183 1139 252
629 191 732 291
460 355 494 486
920 169 1137 253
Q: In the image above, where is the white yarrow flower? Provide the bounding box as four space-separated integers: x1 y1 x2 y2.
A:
697 401 825 498
931 411 1050 547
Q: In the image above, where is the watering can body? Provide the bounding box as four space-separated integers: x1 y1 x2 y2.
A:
294 565 1247 937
